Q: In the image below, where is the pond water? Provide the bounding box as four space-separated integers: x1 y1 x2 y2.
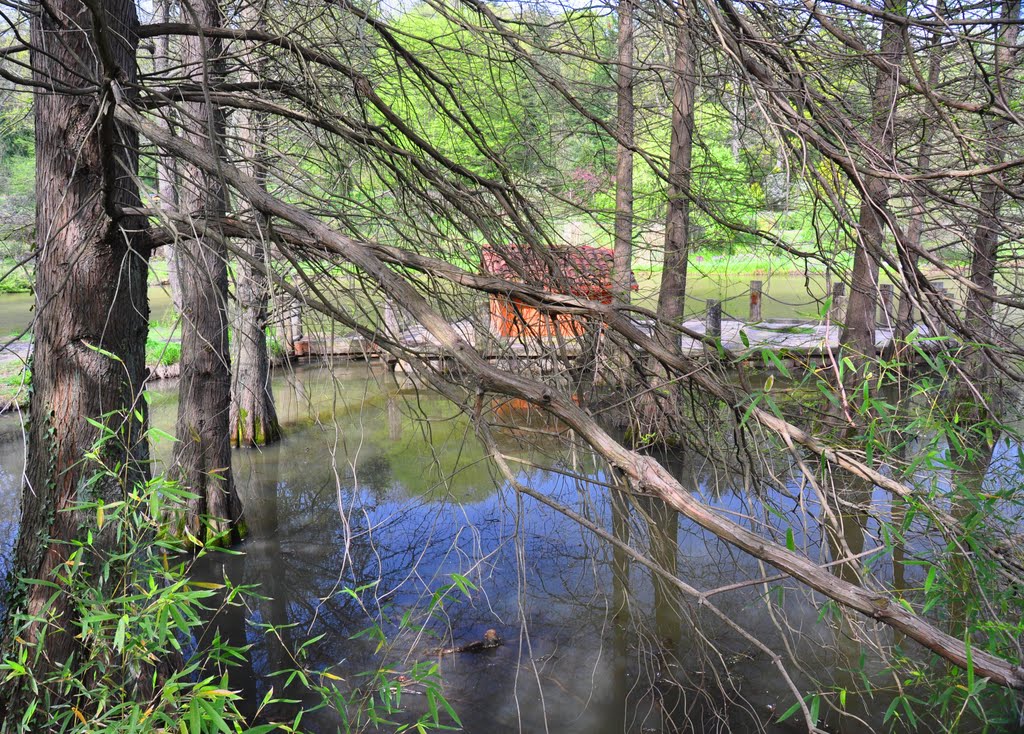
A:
0 275 824 343
0 286 175 339
0 363 1018 733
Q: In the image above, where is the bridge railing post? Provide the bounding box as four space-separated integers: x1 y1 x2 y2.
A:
706 299 722 339
879 283 894 328
933 282 947 336
829 283 845 322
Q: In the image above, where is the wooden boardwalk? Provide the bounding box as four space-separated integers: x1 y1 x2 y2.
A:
295 279 942 364
297 317 934 365
678 318 914 357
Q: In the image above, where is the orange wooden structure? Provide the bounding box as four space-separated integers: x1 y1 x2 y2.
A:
481 244 636 340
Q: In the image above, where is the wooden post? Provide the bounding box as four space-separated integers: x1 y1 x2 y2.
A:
276 296 297 356
933 282 947 336
706 299 722 338
473 299 491 350
750 280 762 322
290 302 303 342
829 283 845 322
879 283 894 327
383 300 400 336
895 292 912 330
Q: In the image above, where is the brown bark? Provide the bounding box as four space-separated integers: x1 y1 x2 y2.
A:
4 0 149 713
230 0 281 448
895 26 944 341
961 0 1021 388
840 1 906 366
612 0 634 303
172 0 241 545
656 0 697 327
155 0 182 311
120 108 1024 689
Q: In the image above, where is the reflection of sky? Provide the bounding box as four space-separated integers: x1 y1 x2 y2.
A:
1 365 1018 733
0 417 24 602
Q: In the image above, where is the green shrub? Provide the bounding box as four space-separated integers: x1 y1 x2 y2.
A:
145 338 181 367
0 259 32 294
0 431 255 732
0 420 465 733
267 333 286 359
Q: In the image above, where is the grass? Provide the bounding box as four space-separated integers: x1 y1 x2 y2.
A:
0 359 29 409
0 254 171 297
0 257 33 294
631 249 857 276
148 258 170 285
146 338 181 367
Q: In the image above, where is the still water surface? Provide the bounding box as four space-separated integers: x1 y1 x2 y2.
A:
0 363 1016 733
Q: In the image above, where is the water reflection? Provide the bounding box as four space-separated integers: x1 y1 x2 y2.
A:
0 364 1017 732
0 419 23 609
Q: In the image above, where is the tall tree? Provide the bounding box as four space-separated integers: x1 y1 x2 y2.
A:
230 0 281 448
895 21 945 342
840 0 907 366
172 0 241 544
3 0 149 708
611 0 635 303
961 0 1021 388
154 0 182 311
656 0 697 329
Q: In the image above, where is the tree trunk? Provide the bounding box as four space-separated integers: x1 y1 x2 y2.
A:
154 0 182 311
172 0 241 545
4 0 149 711
961 0 1020 388
230 0 281 448
656 0 696 328
612 0 634 303
840 2 906 367
895 25 944 342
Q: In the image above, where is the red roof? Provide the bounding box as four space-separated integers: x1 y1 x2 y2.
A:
481 244 636 298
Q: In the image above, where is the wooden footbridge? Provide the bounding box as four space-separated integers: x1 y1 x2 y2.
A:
293 280 944 367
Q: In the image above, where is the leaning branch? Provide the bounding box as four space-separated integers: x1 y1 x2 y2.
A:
116 98 1024 690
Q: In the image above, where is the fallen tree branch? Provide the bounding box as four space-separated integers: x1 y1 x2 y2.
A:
117 98 1024 690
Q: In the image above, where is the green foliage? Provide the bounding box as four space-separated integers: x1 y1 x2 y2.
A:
0 436 258 732
279 576 475 733
753 335 1024 731
266 332 286 360
146 337 181 367
0 258 32 294
0 156 34 200
0 421 468 733
375 6 543 181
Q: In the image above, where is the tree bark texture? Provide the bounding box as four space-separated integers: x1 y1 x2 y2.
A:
840 1 906 365
155 0 182 312
612 0 634 303
962 0 1020 385
895 25 944 342
172 0 241 544
5 0 149 703
230 0 281 448
656 0 696 328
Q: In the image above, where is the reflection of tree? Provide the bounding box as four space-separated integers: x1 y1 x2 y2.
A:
948 430 999 635
644 497 682 652
0 469 16 605
610 486 632 731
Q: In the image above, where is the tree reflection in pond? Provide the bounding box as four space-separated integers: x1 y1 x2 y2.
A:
2 364 1016 732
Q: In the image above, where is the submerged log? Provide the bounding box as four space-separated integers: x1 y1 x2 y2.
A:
438 629 502 656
